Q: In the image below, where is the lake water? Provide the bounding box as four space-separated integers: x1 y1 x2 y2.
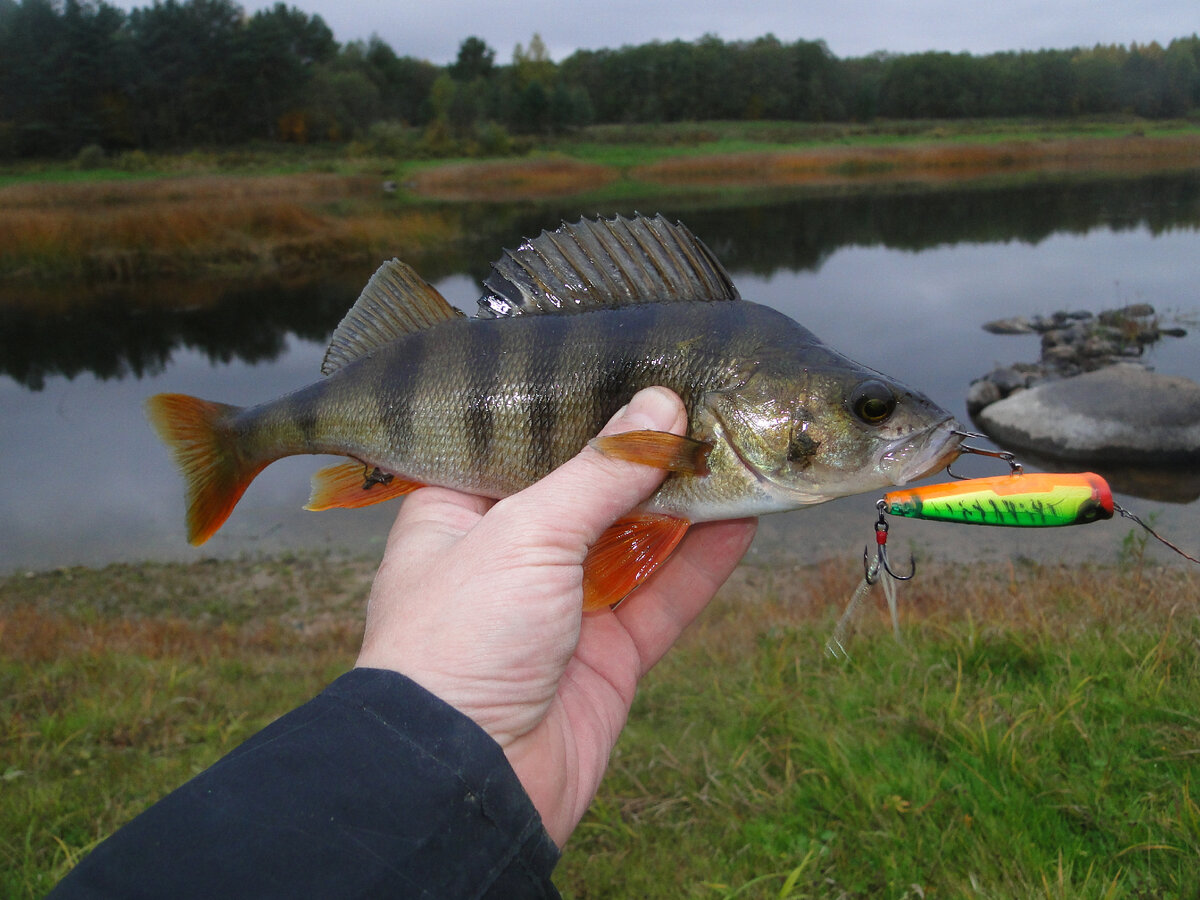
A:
3 172 1199 573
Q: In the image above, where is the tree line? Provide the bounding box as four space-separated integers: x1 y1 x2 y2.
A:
2 0 1199 159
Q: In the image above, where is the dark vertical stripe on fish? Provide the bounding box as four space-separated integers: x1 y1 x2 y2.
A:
578 303 656 439
380 326 421 452
464 322 499 466
526 320 563 476
590 352 636 437
292 391 319 447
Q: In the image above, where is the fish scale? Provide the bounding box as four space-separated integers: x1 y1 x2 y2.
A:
147 214 963 608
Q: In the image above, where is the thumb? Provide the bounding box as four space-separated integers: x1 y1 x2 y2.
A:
499 387 687 548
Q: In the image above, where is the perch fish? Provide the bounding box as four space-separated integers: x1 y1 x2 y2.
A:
147 214 963 607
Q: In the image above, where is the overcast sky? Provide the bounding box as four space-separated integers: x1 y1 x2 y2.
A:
107 0 1197 64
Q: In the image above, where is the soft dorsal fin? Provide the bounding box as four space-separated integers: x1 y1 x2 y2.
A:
477 214 741 317
322 260 464 375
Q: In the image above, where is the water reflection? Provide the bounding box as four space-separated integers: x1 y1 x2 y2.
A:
2 171 1199 572
0 273 370 391
4 172 1199 392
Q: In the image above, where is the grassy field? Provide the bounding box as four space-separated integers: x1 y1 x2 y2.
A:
3 117 1200 284
3 552 1198 898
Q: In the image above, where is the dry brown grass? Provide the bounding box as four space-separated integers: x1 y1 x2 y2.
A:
5 555 1194 668
633 135 1200 188
0 174 455 281
690 556 1200 655
0 173 373 210
0 604 360 667
405 158 618 201
6 135 1197 284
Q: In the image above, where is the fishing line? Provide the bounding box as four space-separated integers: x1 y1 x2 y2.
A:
827 552 901 659
1113 502 1200 565
826 501 905 659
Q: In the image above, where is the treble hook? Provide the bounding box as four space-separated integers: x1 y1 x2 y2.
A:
947 431 1023 479
864 500 915 583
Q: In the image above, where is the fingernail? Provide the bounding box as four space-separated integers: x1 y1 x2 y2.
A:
616 387 680 432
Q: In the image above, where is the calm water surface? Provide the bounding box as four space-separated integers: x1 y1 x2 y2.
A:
3 173 1199 572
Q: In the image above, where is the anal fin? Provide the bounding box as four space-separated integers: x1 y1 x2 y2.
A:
582 514 691 610
305 461 425 511
589 430 711 476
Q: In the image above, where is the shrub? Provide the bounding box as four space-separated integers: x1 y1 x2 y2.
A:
364 119 419 157
75 143 106 170
115 149 151 172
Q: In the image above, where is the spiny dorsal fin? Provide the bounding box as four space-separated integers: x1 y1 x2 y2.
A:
477 214 740 317
322 260 464 376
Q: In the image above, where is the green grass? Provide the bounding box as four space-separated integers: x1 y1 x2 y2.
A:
7 117 1199 189
556 560 1200 898
3 555 1198 898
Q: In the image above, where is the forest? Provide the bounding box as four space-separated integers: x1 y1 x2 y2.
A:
2 0 1199 158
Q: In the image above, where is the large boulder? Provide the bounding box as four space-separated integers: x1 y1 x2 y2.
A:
974 363 1200 464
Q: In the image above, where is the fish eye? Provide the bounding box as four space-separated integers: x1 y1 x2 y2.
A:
850 380 897 425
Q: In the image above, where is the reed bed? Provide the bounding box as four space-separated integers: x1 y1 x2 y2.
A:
0 173 453 281
631 135 1200 188
405 157 618 202
4 132 1199 283
0 173 373 210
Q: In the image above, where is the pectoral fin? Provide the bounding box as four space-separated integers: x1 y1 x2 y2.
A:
582 514 691 610
589 430 711 475
305 461 425 511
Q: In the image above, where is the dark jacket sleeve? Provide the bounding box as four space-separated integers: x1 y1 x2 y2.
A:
49 668 561 899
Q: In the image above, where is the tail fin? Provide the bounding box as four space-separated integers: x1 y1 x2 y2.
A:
145 393 266 545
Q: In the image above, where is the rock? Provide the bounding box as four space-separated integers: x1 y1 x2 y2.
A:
981 316 1036 334
1040 324 1090 349
1028 315 1058 332
1042 344 1080 366
975 363 1200 464
1098 303 1155 324
1079 335 1120 358
965 378 1002 415
989 366 1031 394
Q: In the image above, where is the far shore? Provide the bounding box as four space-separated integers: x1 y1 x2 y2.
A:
3 120 1199 288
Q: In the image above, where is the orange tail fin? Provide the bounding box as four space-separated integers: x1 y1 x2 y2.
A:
145 393 266 545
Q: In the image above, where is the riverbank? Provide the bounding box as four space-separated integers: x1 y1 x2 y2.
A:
3 552 1197 896
3 118 1199 285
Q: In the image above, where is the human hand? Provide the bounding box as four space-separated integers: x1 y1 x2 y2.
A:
356 386 757 847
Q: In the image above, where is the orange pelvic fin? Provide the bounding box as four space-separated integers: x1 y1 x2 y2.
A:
305 461 425 511
145 393 265 545
582 514 691 611
588 430 711 476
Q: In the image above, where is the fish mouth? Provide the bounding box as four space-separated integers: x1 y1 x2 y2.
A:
880 417 964 485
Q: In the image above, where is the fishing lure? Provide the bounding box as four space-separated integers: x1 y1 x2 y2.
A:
882 471 1114 528
882 470 1197 563
827 467 1199 658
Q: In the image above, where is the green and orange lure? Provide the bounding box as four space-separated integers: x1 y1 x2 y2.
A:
882 471 1114 528
828 469 1197 658
874 469 1198 567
